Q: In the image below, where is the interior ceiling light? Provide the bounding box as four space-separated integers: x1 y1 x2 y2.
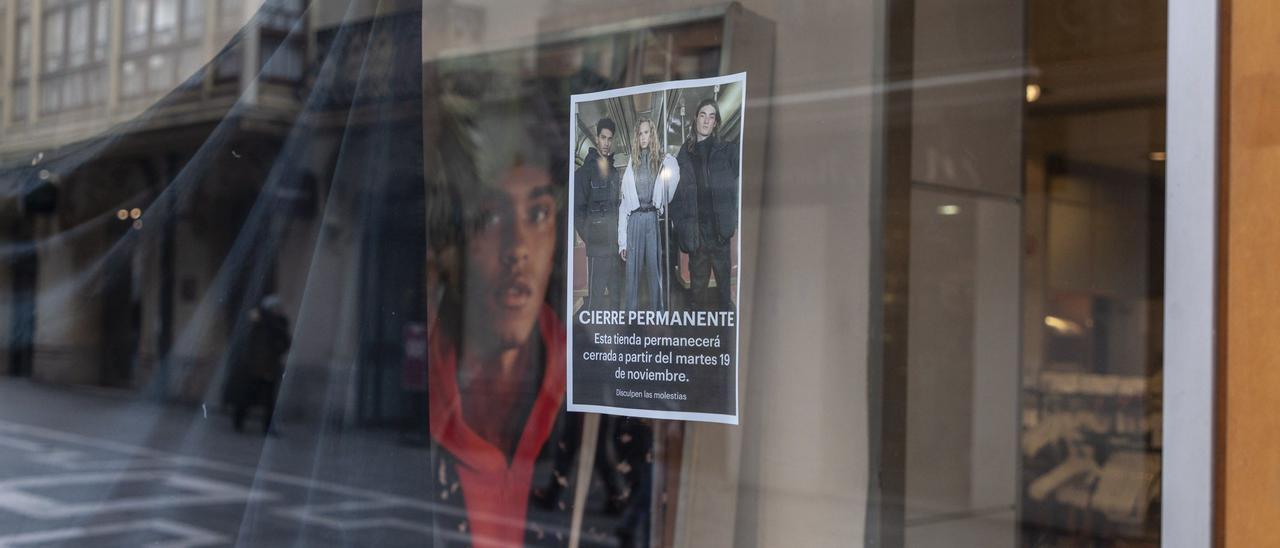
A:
1044 315 1085 336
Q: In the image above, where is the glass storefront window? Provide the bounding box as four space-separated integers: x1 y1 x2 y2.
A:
0 1 1180 546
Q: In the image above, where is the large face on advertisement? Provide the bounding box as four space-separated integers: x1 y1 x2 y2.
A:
462 165 558 351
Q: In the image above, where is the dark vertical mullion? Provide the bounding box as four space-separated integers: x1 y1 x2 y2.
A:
866 0 914 546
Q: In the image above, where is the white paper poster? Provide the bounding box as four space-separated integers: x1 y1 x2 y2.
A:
567 73 746 424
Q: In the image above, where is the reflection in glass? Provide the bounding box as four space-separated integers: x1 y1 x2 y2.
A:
93 0 108 61
147 52 174 92
12 84 29 120
43 10 63 73
125 0 149 53
182 0 203 39
121 58 142 97
69 3 89 67
218 0 241 34
155 0 178 46
16 20 32 76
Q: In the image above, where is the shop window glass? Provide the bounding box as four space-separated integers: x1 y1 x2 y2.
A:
0 2 1174 547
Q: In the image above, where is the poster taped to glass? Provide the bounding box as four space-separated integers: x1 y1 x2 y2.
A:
568 73 745 425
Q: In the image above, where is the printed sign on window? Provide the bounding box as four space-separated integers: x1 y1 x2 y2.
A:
567 73 745 424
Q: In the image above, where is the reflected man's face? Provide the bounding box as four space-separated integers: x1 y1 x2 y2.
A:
463 165 557 351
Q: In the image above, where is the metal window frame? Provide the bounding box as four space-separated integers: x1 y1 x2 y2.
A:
1162 0 1219 546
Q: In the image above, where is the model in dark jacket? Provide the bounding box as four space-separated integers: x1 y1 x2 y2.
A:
672 99 739 310
573 118 624 309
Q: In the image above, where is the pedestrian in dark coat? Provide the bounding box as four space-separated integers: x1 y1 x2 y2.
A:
232 295 291 435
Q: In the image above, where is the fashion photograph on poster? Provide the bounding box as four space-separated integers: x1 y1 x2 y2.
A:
568 73 745 424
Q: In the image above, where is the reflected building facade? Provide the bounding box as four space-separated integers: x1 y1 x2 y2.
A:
0 0 438 428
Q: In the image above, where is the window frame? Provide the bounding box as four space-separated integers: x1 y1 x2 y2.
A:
1162 0 1219 545
118 0 207 98
35 0 111 114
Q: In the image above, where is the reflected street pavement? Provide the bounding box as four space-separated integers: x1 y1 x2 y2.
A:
0 378 452 546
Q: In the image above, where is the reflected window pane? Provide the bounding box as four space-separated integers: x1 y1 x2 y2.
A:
87 67 106 105
218 0 241 34
12 84 28 120
261 36 302 81
69 3 90 67
40 78 61 112
16 20 31 75
148 52 174 92
178 47 205 85
43 11 64 74
182 0 203 40
215 40 242 81
63 73 85 109
155 0 177 45
121 58 142 96
93 0 109 61
125 0 150 53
